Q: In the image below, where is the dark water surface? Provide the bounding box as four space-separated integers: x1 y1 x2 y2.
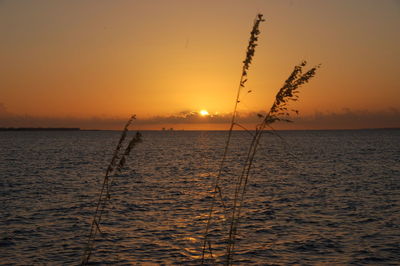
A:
1 130 399 265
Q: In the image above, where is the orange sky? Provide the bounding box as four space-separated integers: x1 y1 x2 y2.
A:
0 0 399 130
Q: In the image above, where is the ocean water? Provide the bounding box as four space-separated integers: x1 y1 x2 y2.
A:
0 129 399 265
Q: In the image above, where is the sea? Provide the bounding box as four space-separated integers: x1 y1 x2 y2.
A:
1 129 399 265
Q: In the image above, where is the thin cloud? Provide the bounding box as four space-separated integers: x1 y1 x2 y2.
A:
291 108 400 130
0 107 399 130
0 102 10 117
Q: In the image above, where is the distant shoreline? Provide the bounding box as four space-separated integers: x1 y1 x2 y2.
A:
0 127 398 132
0 127 81 131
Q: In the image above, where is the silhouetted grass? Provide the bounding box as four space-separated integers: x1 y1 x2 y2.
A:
200 13 320 265
81 115 142 265
78 13 319 265
225 61 320 264
201 13 265 264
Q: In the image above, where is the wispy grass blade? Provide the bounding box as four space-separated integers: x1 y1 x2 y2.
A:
225 61 320 264
81 115 142 265
201 13 265 264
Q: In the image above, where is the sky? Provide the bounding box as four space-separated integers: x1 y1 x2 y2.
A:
1 0 399 130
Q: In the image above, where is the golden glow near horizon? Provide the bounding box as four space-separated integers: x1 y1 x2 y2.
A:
199 110 209 116
0 0 399 130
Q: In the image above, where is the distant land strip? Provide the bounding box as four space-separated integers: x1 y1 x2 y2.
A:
0 127 81 131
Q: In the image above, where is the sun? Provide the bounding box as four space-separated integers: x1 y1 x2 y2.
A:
199 109 209 116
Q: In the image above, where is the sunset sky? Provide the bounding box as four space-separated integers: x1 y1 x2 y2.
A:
1 0 399 130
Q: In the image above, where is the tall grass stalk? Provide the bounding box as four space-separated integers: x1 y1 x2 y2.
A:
81 115 142 265
225 61 320 264
201 13 265 264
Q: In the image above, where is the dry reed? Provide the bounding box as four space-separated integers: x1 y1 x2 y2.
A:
201 13 265 264
81 115 142 265
200 13 320 265
225 61 320 264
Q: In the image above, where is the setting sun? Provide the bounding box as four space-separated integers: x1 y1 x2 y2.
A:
199 110 209 116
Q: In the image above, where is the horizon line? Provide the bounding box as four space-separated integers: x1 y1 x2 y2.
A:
1 127 399 132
